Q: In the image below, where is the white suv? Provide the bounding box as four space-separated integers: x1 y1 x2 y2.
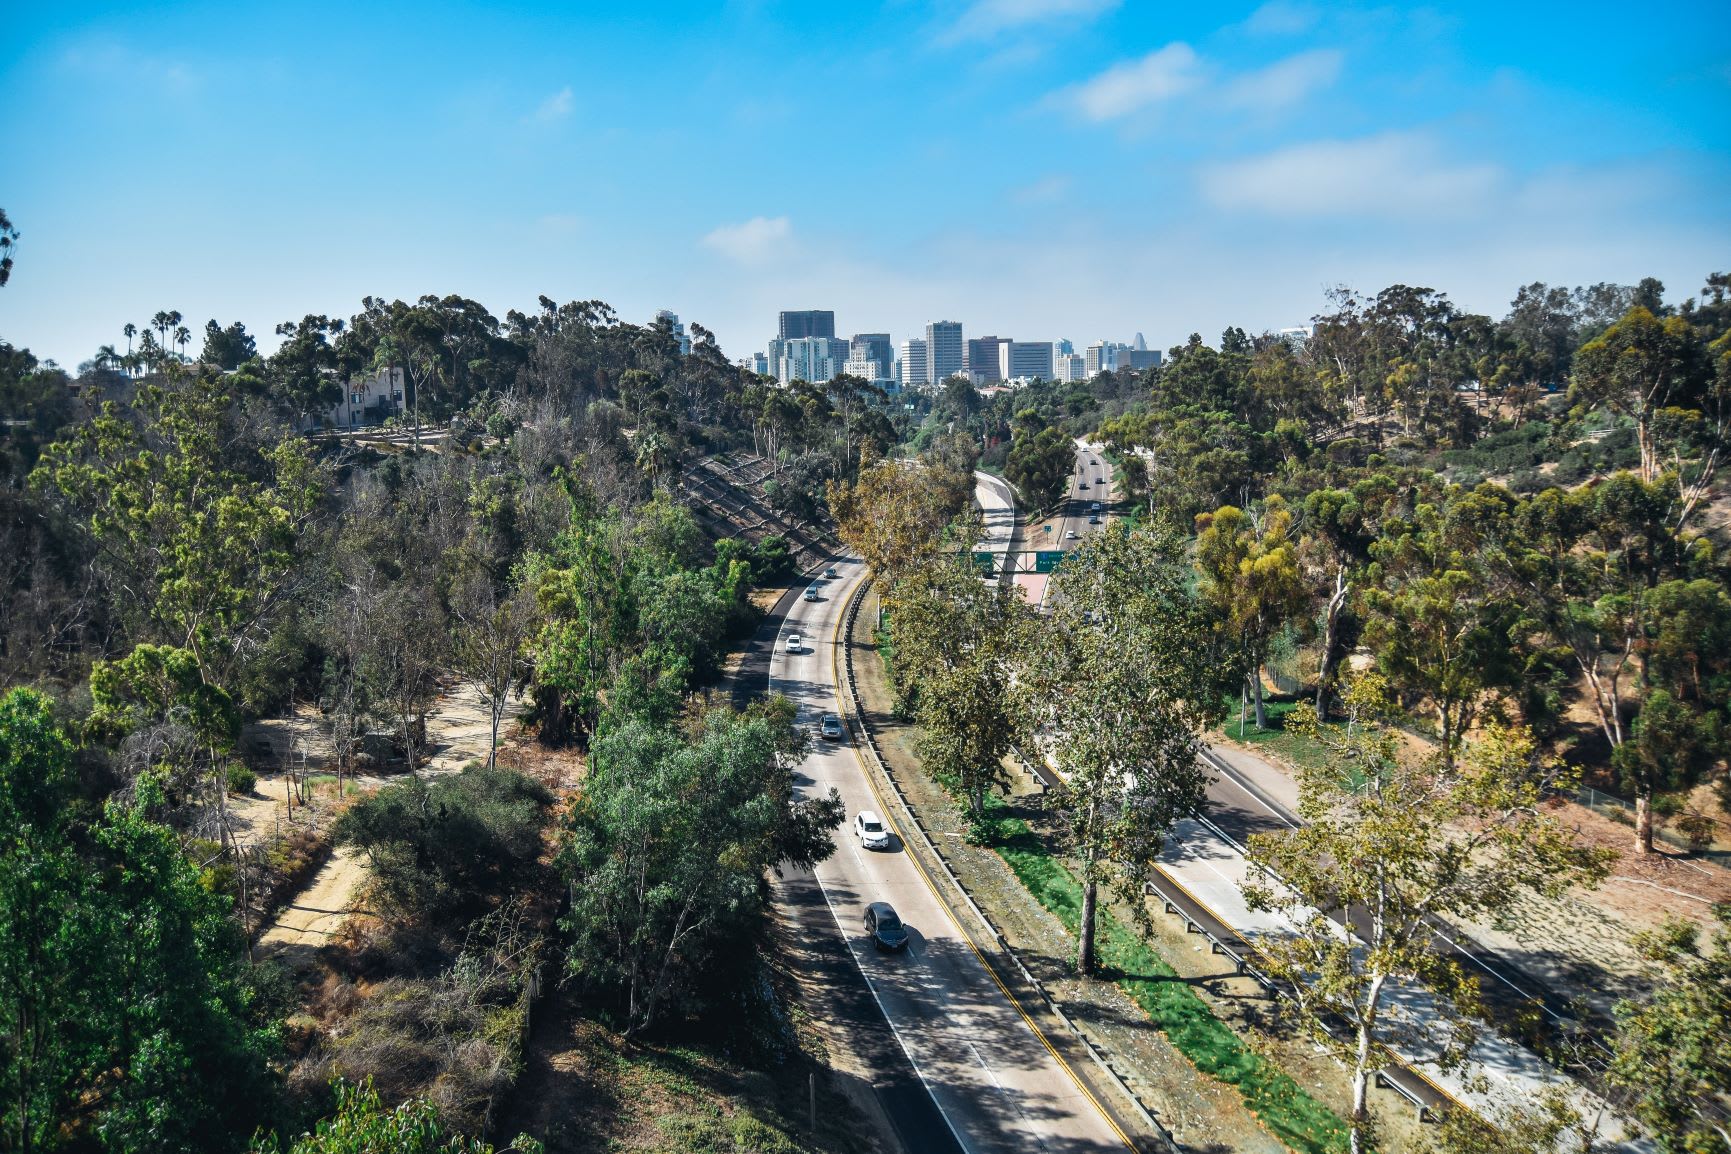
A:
854 811 890 850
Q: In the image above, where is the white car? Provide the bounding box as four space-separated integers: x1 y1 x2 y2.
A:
784 633 802 654
1065 530 1077 540
855 811 890 850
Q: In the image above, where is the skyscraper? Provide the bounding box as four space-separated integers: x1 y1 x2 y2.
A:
898 338 929 387
925 321 963 383
850 333 893 381
778 310 836 340
1054 352 1086 382
1000 341 1054 381
778 337 839 385
966 336 1006 384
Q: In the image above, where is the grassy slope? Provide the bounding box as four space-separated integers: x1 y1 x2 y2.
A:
987 800 1349 1154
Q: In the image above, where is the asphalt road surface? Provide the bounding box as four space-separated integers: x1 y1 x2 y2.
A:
772 560 1130 1154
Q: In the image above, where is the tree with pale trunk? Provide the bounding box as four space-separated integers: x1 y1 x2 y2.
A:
452 578 536 770
1243 680 1613 1154
1504 473 1729 853
1016 519 1232 975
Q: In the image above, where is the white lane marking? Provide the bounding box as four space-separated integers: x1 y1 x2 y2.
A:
809 872 976 1154
967 1040 1050 1151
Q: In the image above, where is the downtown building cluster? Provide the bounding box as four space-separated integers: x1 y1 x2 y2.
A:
737 310 1162 390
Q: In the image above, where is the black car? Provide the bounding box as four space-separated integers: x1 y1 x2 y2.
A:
863 901 909 951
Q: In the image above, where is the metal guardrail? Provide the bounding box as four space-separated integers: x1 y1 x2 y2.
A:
836 577 1176 1153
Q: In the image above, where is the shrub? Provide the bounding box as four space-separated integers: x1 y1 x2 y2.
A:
228 762 259 795
335 765 553 922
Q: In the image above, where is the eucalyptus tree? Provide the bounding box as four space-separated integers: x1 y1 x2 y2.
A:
1193 496 1307 729
1017 519 1233 975
892 554 1030 819
1571 306 1711 484
1505 473 1731 852
1244 684 1612 1154
0 208 15 287
1359 482 1522 765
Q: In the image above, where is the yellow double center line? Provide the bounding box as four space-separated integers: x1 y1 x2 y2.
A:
826 572 1142 1154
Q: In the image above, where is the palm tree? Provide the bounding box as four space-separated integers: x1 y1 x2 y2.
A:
151 311 172 354
123 322 136 361
96 344 118 372
174 326 191 361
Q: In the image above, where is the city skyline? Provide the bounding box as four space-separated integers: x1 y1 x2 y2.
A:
3 3 1727 370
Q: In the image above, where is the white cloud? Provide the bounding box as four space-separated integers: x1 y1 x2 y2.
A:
1198 132 1502 219
701 216 793 264
1059 43 1202 120
532 86 573 122
1240 1 1319 37
1222 48 1342 111
946 0 1118 41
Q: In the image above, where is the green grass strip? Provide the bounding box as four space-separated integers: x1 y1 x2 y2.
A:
989 803 1349 1154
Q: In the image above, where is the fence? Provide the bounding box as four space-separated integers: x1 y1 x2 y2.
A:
1575 785 1731 863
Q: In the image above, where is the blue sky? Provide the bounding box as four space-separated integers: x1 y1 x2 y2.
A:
3 1 1727 369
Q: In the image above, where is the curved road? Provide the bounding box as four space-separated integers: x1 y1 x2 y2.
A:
771 559 1130 1154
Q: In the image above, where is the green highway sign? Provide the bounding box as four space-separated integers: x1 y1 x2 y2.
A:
1034 550 1065 574
971 551 996 573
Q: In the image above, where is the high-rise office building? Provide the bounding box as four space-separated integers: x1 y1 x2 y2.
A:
1000 341 1054 381
778 310 836 340
925 321 964 383
850 333 893 381
778 337 840 385
966 336 1006 384
655 309 691 355
1084 341 1109 377
1121 348 1162 371
1054 352 1086 382
899 338 929 387
743 352 770 376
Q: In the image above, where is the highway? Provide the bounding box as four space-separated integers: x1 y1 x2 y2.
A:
1007 439 1112 606
771 559 1131 1154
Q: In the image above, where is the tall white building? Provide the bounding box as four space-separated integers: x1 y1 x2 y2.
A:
899 338 929 387
779 336 840 385
925 321 964 383
1000 341 1054 382
1084 341 1110 377
1053 352 1086 382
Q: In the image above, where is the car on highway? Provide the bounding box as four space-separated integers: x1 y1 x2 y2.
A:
784 633 801 653
863 900 908 950
1078 481 1089 490
1090 501 1101 512
820 712 844 740
1088 514 1101 525
1065 530 1077 540
855 810 890 849
824 565 839 579
803 586 820 602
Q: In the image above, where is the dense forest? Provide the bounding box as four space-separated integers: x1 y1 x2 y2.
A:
1 219 1728 1153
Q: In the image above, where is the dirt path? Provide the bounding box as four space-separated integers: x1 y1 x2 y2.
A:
259 846 369 952
249 682 525 961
